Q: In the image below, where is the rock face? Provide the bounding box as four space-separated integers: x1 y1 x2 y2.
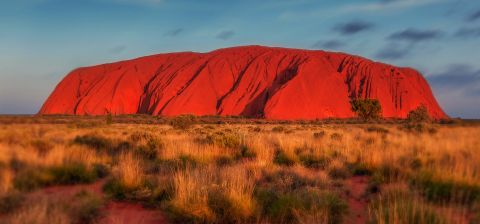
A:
39 46 447 119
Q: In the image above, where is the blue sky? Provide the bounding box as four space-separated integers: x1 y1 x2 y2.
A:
0 0 479 118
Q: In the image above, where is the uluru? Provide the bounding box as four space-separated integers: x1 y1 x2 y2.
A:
39 46 447 120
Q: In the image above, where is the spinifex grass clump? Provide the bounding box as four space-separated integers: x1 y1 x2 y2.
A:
13 163 101 191
369 189 446 224
168 166 256 223
255 169 346 223
410 170 480 204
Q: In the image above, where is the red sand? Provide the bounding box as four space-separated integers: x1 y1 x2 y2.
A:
99 202 168 224
27 180 168 224
40 45 447 119
343 176 370 224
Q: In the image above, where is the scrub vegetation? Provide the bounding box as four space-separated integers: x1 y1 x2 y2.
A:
0 115 478 223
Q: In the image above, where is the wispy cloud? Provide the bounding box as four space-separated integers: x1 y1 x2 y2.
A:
311 40 346 50
216 30 235 40
427 64 480 118
333 21 374 35
102 0 165 6
455 27 480 38
428 64 480 88
467 9 480 22
108 45 127 54
375 43 412 60
388 28 443 43
164 28 183 37
342 0 447 13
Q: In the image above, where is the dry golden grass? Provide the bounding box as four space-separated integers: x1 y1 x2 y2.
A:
114 152 145 189
3 198 70 224
0 119 479 223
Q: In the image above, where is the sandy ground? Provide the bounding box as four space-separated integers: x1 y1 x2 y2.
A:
29 179 169 224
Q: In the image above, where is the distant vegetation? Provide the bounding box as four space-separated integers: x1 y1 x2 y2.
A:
0 116 478 223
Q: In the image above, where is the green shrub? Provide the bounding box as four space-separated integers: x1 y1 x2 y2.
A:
410 171 480 204
103 178 154 201
92 163 109 178
13 167 55 191
135 141 158 160
169 115 197 129
104 177 171 207
207 187 255 223
407 105 431 123
348 162 373 176
13 163 99 191
49 163 98 185
259 170 320 193
299 154 330 169
255 187 347 224
350 98 382 120
273 151 296 166
203 132 242 149
72 134 113 151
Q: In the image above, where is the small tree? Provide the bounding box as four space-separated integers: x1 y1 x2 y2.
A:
407 105 431 123
350 98 382 121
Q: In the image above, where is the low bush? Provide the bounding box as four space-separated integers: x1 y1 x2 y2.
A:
102 178 166 203
215 155 235 166
14 163 99 191
69 191 104 224
0 191 25 214
410 171 480 204
72 134 113 151
49 163 98 185
348 162 373 176
235 145 257 160
299 154 330 169
202 132 242 149
259 170 320 193
255 187 347 224
13 167 55 191
273 150 296 166
169 115 197 130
